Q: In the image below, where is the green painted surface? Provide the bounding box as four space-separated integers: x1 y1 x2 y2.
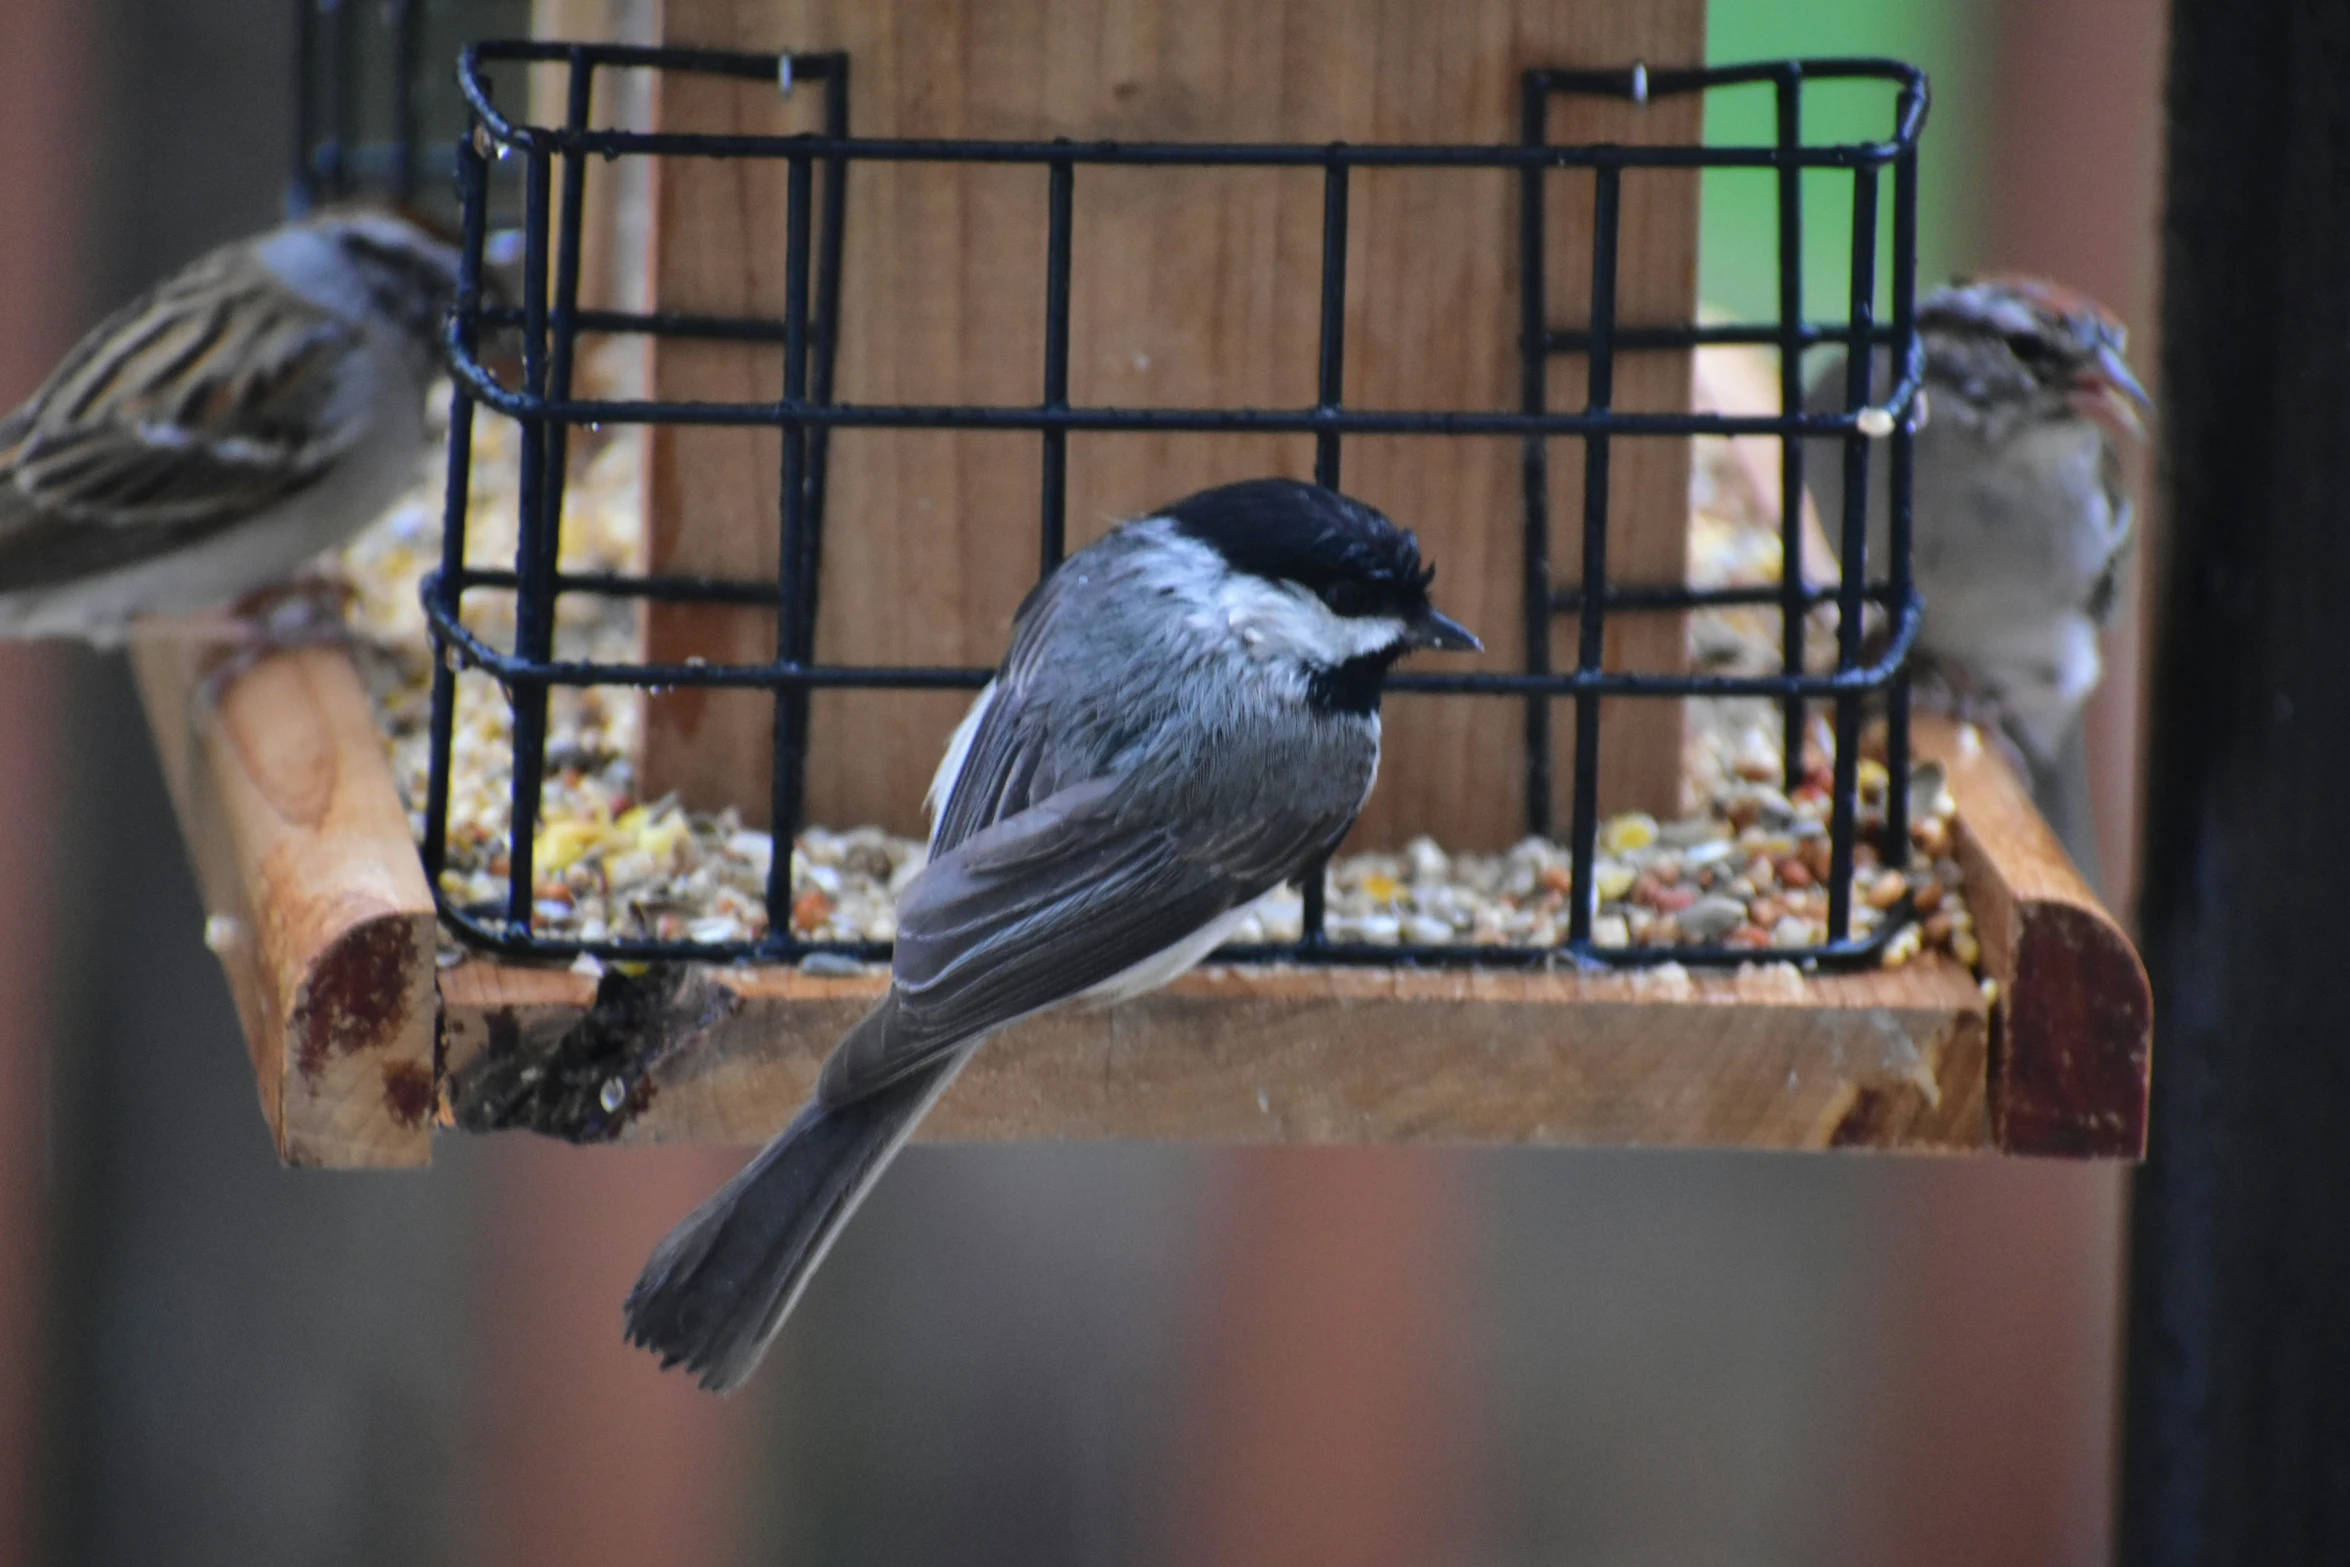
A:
1699 0 1991 324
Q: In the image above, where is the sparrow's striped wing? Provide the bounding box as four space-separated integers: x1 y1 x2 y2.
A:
0 246 370 591
817 772 1347 1107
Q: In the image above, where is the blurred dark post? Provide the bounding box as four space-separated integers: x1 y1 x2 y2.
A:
2120 3 2350 1562
0 0 85 1555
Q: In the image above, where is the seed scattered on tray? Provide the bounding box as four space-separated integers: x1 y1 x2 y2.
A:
340 351 1976 971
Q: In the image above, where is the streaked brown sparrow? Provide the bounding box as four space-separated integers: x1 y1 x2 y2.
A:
0 208 463 644
1807 275 2150 880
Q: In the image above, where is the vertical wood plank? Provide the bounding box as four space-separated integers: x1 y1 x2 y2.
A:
639 0 1702 848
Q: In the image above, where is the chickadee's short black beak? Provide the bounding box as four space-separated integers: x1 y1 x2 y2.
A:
1407 608 1482 653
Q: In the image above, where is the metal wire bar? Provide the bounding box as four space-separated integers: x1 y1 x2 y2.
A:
1882 99 1922 866
442 566 1898 617
460 124 1924 175
422 136 493 889
439 355 1926 435
1824 165 1881 943
502 144 557 925
802 57 851 650
765 153 818 935
1565 163 1621 949
1518 74 1555 841
1552 580 1902 613
1040 157 1074 573
462 46 1925 169
1776 67 1809 794
420 591 1924 697
1298 157 1352 945
1542 321 1901 353
431 893 1918 972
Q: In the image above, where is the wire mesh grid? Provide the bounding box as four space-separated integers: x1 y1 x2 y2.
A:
337 34 1929 970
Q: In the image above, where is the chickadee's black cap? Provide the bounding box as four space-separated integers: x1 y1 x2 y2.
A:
1163 478 1433 618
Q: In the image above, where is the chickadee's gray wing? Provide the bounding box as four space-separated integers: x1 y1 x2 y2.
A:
819 774 1345 1107
0 248 370 592
925 565 1102 857
927 678 1059 859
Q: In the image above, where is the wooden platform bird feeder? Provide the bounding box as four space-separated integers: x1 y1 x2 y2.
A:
127 0 2153 1169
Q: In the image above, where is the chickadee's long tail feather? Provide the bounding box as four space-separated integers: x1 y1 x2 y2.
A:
624 1041 964 1392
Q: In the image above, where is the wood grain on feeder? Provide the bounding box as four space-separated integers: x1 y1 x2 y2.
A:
637 0 1705 848
438 954 1993 1152
131 633 437 1168
1915 714 2152 1158
127 625 2149 1165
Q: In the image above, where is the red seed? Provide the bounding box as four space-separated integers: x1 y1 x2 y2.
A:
792 887 835 932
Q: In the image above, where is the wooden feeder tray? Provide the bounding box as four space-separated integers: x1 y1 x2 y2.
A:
132 633 2148 1170
132 0 2149 1170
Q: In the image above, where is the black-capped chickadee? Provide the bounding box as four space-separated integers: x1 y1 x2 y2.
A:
1807 276 2149 879
0 209 462 642
625 478 1482 1391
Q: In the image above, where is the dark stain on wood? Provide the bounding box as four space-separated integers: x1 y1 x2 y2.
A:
1994 902 2155 1158
484 1006 522 1059
381 1059 435 1129
291 918 419 1078
444 965 739 1142
1829 1086 1899 1149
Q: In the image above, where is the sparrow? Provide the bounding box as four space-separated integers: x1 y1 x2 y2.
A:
0 208 464 643
624 478 1481 1391
1807 275 2150 882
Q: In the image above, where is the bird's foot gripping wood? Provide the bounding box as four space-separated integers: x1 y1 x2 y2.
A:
185 571 365 709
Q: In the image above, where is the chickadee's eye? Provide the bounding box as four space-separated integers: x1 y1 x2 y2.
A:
1320 581 1373 617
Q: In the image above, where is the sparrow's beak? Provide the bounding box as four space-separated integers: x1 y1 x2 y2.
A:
1406 607 1482 653
2071 341 2153 443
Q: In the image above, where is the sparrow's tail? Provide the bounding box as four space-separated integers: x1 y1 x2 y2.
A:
623 1045 963 1392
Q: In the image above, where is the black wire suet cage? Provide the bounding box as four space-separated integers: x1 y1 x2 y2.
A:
295 9 1929 972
